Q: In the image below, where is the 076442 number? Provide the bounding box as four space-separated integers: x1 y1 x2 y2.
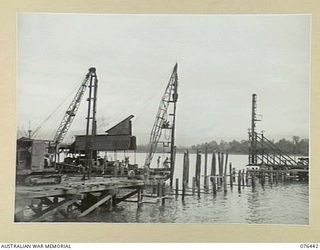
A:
300 244 319 248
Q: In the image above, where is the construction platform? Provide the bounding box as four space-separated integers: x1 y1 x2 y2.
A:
247 168 309 182
15 176 145 222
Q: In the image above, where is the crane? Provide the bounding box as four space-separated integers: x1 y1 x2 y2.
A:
53 67 97 147
144 63 178 186
16 67 98 185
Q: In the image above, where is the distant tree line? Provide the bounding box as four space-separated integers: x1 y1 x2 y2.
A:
190 136 309 156
137 136 309 156
190 139 249 154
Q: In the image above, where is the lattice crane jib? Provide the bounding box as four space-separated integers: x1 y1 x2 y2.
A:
144 63 178 169
53 68 96 147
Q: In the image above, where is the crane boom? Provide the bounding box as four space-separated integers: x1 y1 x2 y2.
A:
144 63 178 169
53 68 95 145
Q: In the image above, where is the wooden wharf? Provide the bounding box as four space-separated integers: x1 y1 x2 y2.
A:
15 148 308 222
15 177 144 222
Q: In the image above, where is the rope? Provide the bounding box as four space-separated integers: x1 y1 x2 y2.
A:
32 77 84 139
133 72 169 125
17 126 25 138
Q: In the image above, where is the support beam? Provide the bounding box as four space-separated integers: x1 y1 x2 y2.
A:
41 197 54 206
31 198 77 222
78 194 112 218
114 190 139 205
58 210 68 218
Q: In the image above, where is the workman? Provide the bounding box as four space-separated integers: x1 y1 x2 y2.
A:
113 160 120 177
163 157 169 168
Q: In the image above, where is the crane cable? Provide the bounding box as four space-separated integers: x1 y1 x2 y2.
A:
31 77 84 139
132 72 170 125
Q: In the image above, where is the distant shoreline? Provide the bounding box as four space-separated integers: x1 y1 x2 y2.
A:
134 149 309 156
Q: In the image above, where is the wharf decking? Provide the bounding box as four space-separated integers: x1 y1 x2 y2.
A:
16 177 144 199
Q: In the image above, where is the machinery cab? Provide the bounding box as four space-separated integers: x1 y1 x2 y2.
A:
16 137 60 185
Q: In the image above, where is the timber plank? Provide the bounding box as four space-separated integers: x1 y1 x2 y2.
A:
78 194 112 218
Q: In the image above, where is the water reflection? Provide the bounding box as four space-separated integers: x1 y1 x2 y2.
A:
63 182 308 224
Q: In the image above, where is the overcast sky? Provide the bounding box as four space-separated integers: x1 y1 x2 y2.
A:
17 13 310 146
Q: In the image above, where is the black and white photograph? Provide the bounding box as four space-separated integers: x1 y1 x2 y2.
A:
15 13 310 224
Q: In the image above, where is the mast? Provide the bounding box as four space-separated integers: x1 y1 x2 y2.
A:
28 121 32 139
53 69 93 146
52 68 95 166
249 93 260 165
85 67 98 178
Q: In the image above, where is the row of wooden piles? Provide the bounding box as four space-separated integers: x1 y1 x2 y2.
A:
171 149 290 201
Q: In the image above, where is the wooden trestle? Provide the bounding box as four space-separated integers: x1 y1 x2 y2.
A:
15 177 144 222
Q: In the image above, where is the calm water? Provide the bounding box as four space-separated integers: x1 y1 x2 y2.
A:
67 153 309 224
